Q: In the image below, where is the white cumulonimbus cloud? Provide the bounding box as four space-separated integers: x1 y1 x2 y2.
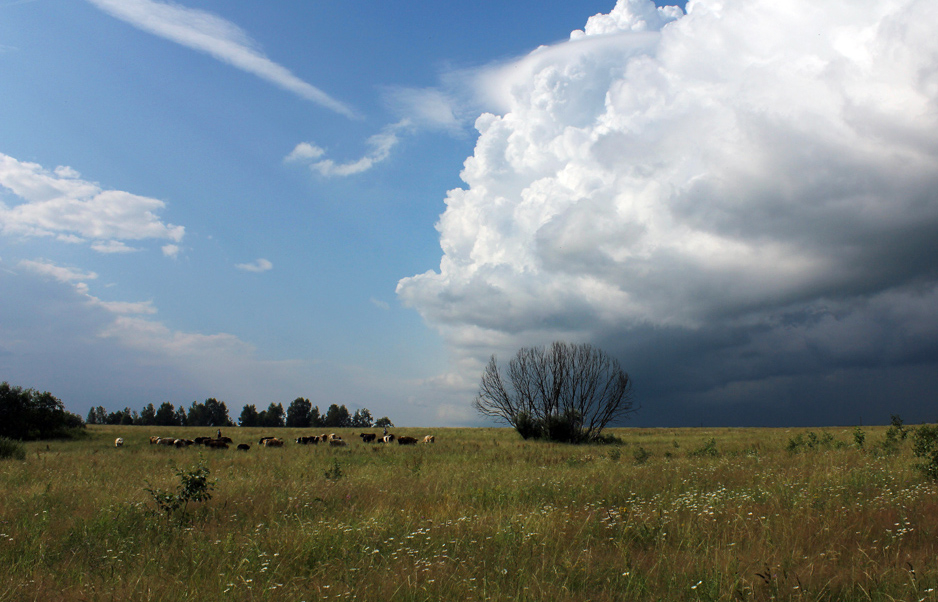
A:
397 0 938 417
86 0 356 119
0 152 185 250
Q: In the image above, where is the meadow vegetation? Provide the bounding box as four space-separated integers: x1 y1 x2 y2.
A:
2 424 937 601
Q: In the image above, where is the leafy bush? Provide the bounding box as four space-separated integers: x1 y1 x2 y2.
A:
324 458 343 481
542 410 586 444
853 427 866 449
787 431 838 454
145 461 215 520
0 437 26 461
786 434 805 454
513 411 541 440
633 446 651 464
690 438 719 458
875 417 912 455
912 424 938 480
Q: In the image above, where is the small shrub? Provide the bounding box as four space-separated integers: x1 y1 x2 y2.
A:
145 461 214 520
0 437 26 461
890 414 909 440
806 431 819 449
787 434 805 454
324 458 343 481
879 430 902 454
853 427 866 449
690 438 718 458
633 446 651 464
513 412 541 440
593 432 624 445
912 424 938 480
542 410 585 444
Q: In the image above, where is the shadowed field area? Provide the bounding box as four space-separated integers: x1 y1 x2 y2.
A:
2 425 936 601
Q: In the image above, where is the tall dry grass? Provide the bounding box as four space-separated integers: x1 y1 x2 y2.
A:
1 425 936 601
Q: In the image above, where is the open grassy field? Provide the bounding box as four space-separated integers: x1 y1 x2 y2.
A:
2 424 936 601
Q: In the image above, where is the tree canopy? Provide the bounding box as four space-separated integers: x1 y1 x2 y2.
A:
0 381 84 440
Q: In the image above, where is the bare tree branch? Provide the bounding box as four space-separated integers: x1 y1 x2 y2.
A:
473 342 635 441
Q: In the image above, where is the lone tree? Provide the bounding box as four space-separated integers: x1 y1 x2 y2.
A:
473 342 635 443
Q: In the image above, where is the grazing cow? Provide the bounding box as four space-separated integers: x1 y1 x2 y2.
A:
397 436 418 445
296 435 320 445
263 438 284 447
237 443 250 451
422 435 435 444
258 436 276 445
329 438 348 447
381 434 396 444
194 436 211 445
220 436 233 444
359 433 377 443
205 439 229 449
174 439 194 448
149 436 160 445
157 437 175 446
115 437 124 447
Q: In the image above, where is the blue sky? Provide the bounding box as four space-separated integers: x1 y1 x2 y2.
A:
2 0 937 427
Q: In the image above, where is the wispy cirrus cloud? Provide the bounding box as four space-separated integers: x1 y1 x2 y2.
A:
235 258 273 273
86 0 357 119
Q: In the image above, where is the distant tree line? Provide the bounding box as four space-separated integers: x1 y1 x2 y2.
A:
238 397 392 429
86 398 234 427
85 396 393 430
1 381 85 440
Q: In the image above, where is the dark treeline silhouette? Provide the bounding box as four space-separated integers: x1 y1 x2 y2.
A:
1 381 85 440
87 398 234 428
85 396 393 430
239 397 392 429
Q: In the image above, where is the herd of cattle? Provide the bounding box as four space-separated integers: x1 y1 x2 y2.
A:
114 432 436 449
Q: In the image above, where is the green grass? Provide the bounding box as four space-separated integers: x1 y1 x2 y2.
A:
1 425 936 601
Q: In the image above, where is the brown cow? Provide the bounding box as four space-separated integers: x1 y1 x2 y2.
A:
114 437 124 447
263 438 284 447
329 438 348 447
422 435 435 444
397 436 418 445
149 436 160 445
157 437 175 446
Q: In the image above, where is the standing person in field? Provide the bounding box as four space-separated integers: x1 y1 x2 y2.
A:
217 429 221 439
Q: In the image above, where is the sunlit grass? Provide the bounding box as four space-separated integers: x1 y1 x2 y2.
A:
1 425 936 601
